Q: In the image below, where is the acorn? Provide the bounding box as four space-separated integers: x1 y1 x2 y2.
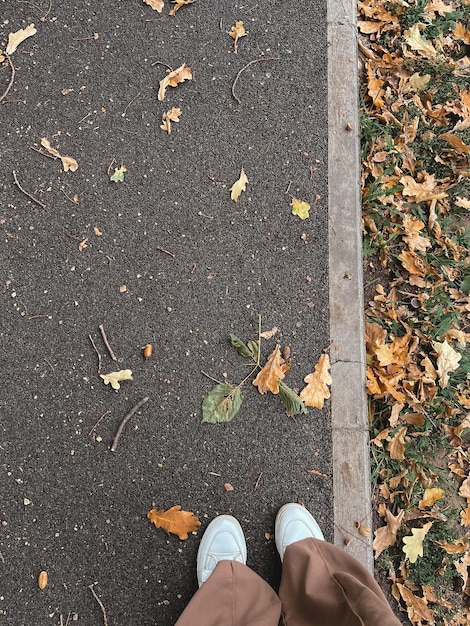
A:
143 344 153 359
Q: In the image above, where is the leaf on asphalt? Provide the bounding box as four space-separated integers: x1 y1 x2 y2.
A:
373 508 405 558
110 165 127 182
158 64 192 101
40 138 78 172
433 340 461 387
100 369 133 390
418 487 445 510
143 0 164 11
278 380 308 416
291 198 311 220
260 327 278 339
202 384 243 424
169 0 193 16
160 107 182 134
253 344 288 395
147 505 201 539
229 333 255 359
402 522 433 563
229 21 247 53
299 353 331 409
6 24 37 55
403 24 437 57
230 168 248 202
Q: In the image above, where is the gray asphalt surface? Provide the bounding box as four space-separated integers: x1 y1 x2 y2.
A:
0 1 329 624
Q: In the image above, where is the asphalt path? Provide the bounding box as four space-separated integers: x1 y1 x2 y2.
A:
0 1 330 623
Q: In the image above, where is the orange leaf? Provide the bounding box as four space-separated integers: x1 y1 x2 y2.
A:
229 21 247 53
395 582 435 623
299 353 332 409
438 131 470 154
147 505 201 540
252 344 286 395
387 426 407 460
460 504 470 526
418 487 445 510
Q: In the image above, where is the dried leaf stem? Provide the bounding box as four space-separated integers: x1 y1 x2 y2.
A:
231 57 279 105
110 397 149 452
89 334 103 373
0 54 15 104
89 410 111 436
12 170 46 208
88 584 109 626
156 246 175 258
98 324 117 361
121 92 141 118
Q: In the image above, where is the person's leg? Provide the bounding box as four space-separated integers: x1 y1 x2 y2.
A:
276 504 401 626
175 515 282 626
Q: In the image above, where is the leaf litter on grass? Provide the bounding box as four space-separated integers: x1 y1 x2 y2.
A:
360 0 470 622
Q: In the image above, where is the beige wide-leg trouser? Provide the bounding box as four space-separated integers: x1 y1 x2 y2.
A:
175 538 401 626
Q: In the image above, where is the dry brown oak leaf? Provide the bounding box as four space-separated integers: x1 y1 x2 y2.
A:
252 344 290 395
158 64 192 101
147 506 201 540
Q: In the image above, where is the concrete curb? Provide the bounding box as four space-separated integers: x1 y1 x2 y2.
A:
328 0 373 571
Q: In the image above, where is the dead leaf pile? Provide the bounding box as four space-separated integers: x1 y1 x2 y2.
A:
361 0 470 621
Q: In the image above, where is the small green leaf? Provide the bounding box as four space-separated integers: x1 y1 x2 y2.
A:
202 384 243 424
461 274 470 294
247 340 259 363
110 165 127 182
229 333 253 358
278 380 308 416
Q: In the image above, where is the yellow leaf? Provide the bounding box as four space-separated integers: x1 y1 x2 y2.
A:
402 522 433 563
158 64 192 101
38 571 48 589
418 487 445 509
433 340 461 387
147 505 201 540
403 24 437 58
291 198 311 220
460 504 470 526
169 0 194 16
230 167 248 202
229 21 247 53
143 0 164 11
403 72 431 92
100 370 133 390
252 344 286 395
160 107 182 134
299 353 332 409
6 24 37 55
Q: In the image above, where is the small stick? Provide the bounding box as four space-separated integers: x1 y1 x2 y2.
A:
73 33 99 41
12 170 46 208
44 358 54 370
151 60 173 70
89 334 103 373
98 324 117 361
231 57 279 105
0 53 15 104
254 472 263 490
110 397 149 452
107 158 116 177
60 188 77 204
30 146 57 160
27 314 48 320
284 181 292 195
78 111 92 123
88 584 109 626
121 92 141 118
89 410 111 436
156 246 175 258
201 370 224 384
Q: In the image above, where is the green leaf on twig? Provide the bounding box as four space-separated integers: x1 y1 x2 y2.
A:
202 384 243 424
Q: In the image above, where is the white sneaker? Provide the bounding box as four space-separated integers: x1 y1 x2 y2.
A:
275 503 324 561
196 515 247 587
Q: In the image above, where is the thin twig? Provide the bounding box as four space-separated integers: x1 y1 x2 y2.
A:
99 324 117 361
44 358 54 370
201 370 224 384
12 170 46 208
121 92 141 117
72 33 99 41
151 60 173 70
89 410 111 436
231 57 279 105
110 397 149 452
60 187 77 204
254 472 263 490
30 145 57 160
43 0 52 19
88 584 109 626
89 334 103 373
156 246 175 258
